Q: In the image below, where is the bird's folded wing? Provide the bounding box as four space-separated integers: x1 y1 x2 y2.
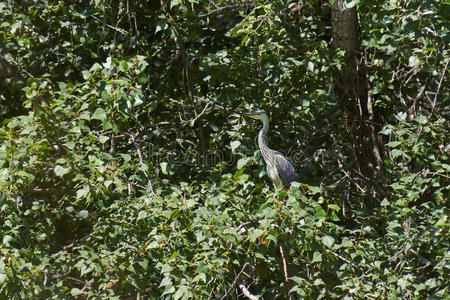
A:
274 153 299 189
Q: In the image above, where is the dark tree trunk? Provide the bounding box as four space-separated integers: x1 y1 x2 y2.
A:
331 0 382 182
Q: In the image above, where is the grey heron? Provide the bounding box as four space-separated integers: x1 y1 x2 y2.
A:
240 109 299 189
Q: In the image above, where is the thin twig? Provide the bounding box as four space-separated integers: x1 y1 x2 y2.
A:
67 276 85 285
189 102 211 127
325 249 358 268
90 14 130 35
80 278 94 292
341 169 366 194
128 132 143 165
127 182 132 198
127 132 156 197
429 172 450 179
408 75 431 118
43 270 48 286
52 270 71 279
8 57 35 79
234 221 253 231
239 283 258 300
431 59 449 114
221 263 253 300
280 244 289 284
199 2 253 17
408 248 431 270
109 132 116 154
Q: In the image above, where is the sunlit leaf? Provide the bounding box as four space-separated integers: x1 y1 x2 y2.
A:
91 108 107 121
54 165 70 177
78 210 89 219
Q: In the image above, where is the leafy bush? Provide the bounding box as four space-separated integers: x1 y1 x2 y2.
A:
1 0 449 299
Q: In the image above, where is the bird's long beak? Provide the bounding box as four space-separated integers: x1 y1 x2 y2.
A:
240 112 256 117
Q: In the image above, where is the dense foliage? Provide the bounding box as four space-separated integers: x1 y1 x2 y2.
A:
0 0 448 299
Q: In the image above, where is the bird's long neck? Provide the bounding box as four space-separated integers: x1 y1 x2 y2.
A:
258 116 271 162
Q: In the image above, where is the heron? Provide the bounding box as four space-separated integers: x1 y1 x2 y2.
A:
240 109 299 189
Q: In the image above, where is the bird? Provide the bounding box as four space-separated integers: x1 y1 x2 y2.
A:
240 109 299 189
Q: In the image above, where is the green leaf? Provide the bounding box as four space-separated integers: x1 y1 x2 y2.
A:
77 186 89 199
136 60 149 74
119 61 128 72
391 149 403 158
308 186 321 195
386 141 402 148
54 165 70 177
408 55 420 67
160 276 172 287
395 112 407 121
322 235 335 248
193 273 207 283
170 209 180 218
230 140 241 152
166 251 179 261
237 157 250 170
98 135 109 144
91 108 107 121
79 111 91 120
380 199 390 206
314 204 327 217
103 57 112 69
328 204 340 212
82 70 91 80
345 0 359 8
11 20 22 34
155 22 168 33
415 115 427 124
340 237 354 248
80 264 92 276
78 210 89 219
3 235 13 247
134 94 143 106
160 162 169 175
307 61 314 72
170 0 182 8
104 179 113 188
138 211 147 220
287 57 302 66
249 228 265 242
70 288 83 296
312 251 322 263
0 274 7 284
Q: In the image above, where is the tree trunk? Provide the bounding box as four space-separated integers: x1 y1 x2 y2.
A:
331 0 382 182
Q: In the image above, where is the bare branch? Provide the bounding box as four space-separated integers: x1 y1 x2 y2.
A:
239 283 258 300
431 59 449 114
280 243 289 284
80 278 95 292
221 263 254 300
189 101 211 127
325 249 358 268
408 248 431 270
408 75 431 119
199 2 255 17
90 14 130 35
128 132 143 165
128 132 156 197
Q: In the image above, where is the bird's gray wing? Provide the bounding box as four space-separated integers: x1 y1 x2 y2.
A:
273 152 299 189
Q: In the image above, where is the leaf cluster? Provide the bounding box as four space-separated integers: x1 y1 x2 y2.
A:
0 0 448 299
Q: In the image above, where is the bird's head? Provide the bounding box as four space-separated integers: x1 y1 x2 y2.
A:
240 109 268 121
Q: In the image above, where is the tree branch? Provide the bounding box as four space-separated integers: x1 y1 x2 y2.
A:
128 132 156 197
239 283 258 300
431 59 448 115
